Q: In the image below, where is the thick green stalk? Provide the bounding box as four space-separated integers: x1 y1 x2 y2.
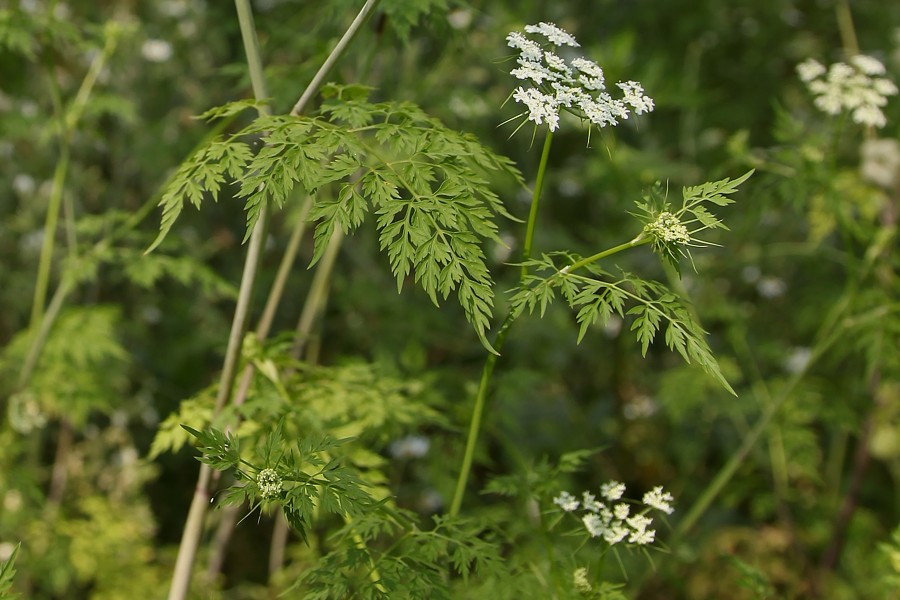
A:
167 3 271 599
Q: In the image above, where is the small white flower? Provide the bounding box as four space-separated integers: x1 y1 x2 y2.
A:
626 513 653 533
543 51 571 74
648 211 690 244
506 31 542 62
582 513 604 537
572 57 603 79
757 276 787 299
524 22 580 47
582 491 602 513
797 58 826 82
852 103 887 127
613 502 630 520
851 54 886 75
600 481 626 501
629 527 656 545
602 523 629 545
873 78 899 96
553 490 581 512
511 63 555 85
257 468 283 499
13 174 36 196
513 87 561 131
643 486 675 514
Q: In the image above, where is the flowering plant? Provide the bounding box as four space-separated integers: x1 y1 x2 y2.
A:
797 54 898 128
505 22 654 135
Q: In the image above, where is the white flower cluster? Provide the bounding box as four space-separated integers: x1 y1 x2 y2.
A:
797 55 898 128
257 468 283 499
506 23 654 132
552 481 674 547
647 211 690 245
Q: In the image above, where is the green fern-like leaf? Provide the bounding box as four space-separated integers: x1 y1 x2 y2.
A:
151 94 520 351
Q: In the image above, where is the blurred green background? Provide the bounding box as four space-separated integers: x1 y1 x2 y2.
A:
1 0 899 597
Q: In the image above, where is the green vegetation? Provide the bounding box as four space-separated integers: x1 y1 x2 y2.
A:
1 0 898 598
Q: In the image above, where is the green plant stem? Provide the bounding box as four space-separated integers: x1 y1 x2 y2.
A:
180 0 381 590
835 0 860 58
289 0 380 116
167 4 271 599
452 129 555 515
566 234 650 272
521 131 553 279
449 312 515 517
29 23 118 330
450 226 649 516
29 153 68 329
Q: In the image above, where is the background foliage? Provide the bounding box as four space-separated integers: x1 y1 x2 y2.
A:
1 0 899 598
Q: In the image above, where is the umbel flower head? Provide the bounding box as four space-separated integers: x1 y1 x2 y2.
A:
552 481 675 547
797 55 898 128
505 22 654 133
257 468 283 500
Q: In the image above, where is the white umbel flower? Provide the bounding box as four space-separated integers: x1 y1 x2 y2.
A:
506 23 653 133
799 54 897 128
257 468 283 499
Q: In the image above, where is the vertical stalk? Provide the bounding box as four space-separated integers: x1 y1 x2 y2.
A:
452 129 553 516
835 0 860 58
174 0 383 592
521 131 553 279
167 3 271 599
30 152 69 329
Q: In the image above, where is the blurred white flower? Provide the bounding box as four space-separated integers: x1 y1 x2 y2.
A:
13 174 35 196
642 485 675 514
600 480 625 501
446 9 472 30
757 276 787 299
785 346 812 374
582 491 602 512
142 39 173 63
860 137 900 189
389 435 430 459
799 54 897 128
553 490 580 512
